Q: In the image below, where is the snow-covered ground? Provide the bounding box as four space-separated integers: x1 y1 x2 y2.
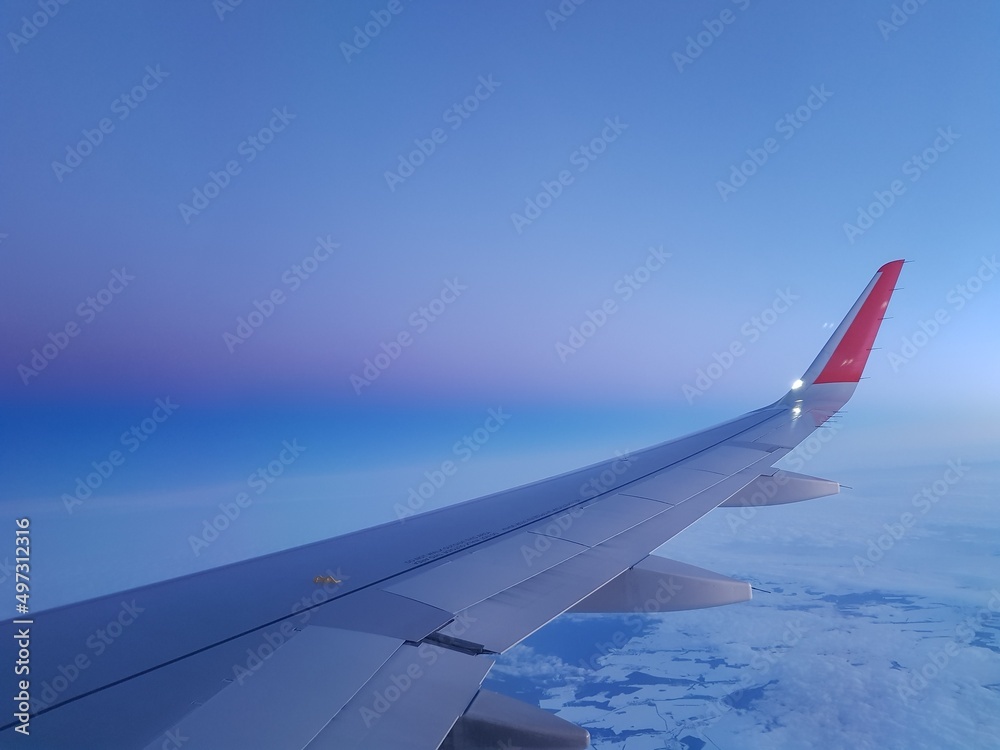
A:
488 462 1000 749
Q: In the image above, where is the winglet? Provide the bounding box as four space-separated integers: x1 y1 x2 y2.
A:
796 260 904 388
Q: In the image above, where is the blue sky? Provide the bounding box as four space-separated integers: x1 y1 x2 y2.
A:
2 0 998 617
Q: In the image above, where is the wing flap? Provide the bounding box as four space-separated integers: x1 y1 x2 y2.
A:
441 689 590 750
144 625 403 750
303 644 493 750
569 555 751 613
433 472 758 653
301 588 454 642
15 621 404 750
526 494 667 546
436 546 631 653
681 443 776 474
720 470 839 507
618 467 728 505
383 533 587 615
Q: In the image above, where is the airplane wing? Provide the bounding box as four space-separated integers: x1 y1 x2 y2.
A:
2 260 905 749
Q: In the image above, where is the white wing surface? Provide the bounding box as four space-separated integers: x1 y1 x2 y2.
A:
1 260 905 749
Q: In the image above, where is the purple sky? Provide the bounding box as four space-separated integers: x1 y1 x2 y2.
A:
2 2 999 611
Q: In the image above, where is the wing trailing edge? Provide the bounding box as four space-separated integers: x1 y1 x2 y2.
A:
568 555 751 614
441 690 589 750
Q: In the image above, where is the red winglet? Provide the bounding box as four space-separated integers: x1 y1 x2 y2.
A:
813 260 904 384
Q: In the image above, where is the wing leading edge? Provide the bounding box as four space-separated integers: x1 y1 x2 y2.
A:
2 261 904 749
